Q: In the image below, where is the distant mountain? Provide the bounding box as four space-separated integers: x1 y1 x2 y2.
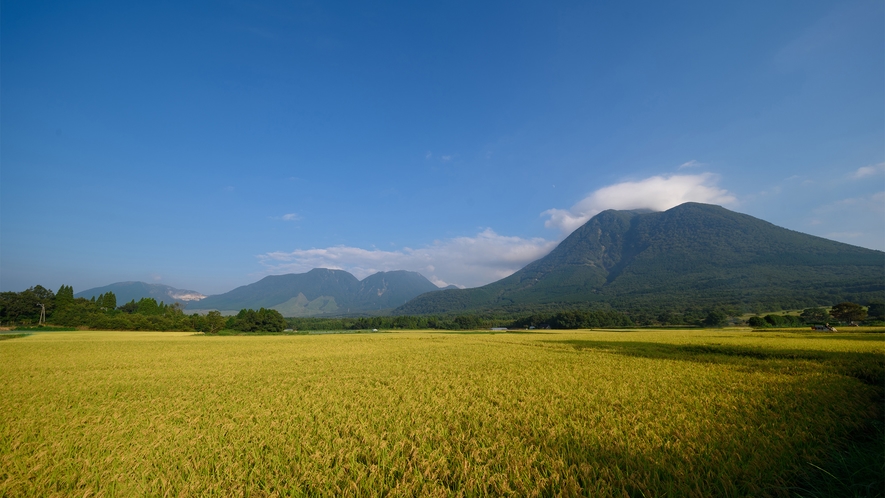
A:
188 269 442 316
75 282 206 306
397 203 885 315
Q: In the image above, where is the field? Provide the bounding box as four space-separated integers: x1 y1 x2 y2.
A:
1 329 882 497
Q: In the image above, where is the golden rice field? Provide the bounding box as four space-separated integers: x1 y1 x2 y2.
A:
1 329 882 497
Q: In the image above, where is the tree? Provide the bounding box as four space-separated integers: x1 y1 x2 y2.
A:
829 302 867 324
118 300 138 314
96 292 117 311
55 285 75 309
205 311 225 334
764 314 802 327
800 307 830 324
866 302 885 321
703 310 728 327
748 316 767 328
136 298 161 315
102 292 117 311
229 308 287 332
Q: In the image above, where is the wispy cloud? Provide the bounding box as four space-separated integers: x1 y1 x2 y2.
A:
425 151 457 163
851 162 885 179
825 231 863 239
815 191 885 214
678 160 703 169
258 229 556 289
542 173 736 234
269 213 302 222
810 191 885 250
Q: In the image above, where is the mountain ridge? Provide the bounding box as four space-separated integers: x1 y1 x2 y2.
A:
188 269 442 316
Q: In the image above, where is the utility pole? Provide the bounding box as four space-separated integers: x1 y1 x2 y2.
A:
36 303 46 326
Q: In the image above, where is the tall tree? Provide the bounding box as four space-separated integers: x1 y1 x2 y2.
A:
799 307 830 324
100 292 117 311
829 302 867 323
55 285 74 308
205 311 225 334
136 298 160 315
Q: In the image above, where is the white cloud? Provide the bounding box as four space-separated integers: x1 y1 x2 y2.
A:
257 229 557 289
280 213 301 221
257 173 740 288
815 191 885 214
851 162 885 179
678 160 702 169
542 173 736 233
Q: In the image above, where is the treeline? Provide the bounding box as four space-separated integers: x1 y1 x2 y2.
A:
2 284 882 332
511 310 635 329
286 314 508 331
747 303 884 328
286 310 636 331
287 309 726 331
0 285 288 333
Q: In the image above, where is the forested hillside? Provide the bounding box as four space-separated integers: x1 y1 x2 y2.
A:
398 203 885 315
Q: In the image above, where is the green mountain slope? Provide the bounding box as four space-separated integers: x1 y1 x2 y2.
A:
189 269 359 313
189 268 442 316
353 271 442 310
396 203 885 314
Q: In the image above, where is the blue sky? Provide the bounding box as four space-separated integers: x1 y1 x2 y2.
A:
2 0 883 295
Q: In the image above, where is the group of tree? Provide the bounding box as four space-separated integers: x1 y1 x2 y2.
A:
286 314 505 331
0 284 294 333
511 310 635 329
283 310 635 331
0 285 56 325
225 308 288 333
2 284 882 332
747 302 883 328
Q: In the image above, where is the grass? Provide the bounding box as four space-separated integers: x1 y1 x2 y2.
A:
10 325 78 331
1 329 882 497
0 334 28 341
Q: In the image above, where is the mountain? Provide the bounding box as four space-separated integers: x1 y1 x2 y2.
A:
75 282 206 306
397 203 885 315
188 269 442 316
353 271 446 309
